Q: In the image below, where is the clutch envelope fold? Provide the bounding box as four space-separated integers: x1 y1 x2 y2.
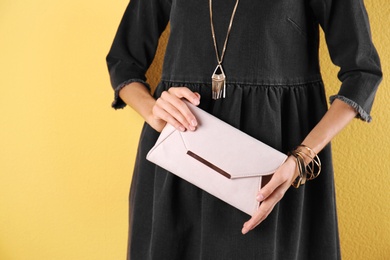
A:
147 102 287 216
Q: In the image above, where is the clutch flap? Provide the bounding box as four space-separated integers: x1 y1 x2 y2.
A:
149 122 177 149
146 102 288 216
179 103 287 179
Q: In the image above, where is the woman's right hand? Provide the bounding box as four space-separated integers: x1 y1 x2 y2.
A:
148 87 201 132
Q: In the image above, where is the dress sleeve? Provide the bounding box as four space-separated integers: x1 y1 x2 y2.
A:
106 0 171 109
309 0 382 122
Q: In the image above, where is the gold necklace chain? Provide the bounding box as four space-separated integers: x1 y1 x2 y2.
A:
209 0 240 99
209 0 240 65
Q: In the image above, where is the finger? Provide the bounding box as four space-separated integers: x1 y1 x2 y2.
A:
256 172 286 202
194 92 201 101
257 157 298 202
167 88 200 127
242 158 298 235
161 90 198 130
168 87 201 106
242 184 288 234
153 97 188 132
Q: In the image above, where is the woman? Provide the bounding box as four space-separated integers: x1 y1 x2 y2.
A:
106 0 382 259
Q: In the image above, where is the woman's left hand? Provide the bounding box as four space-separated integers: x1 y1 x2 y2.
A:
241 156 298 234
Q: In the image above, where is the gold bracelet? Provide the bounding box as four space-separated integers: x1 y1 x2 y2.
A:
298 144 321 180
289 149 307 188
289 144 322 188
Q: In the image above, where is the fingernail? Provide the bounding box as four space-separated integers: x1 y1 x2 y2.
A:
241 222 251 235
179 126 186 132
191 119 197 127
188 125 196 131
193 98 200 106
242 225 249 235
256 193 264 201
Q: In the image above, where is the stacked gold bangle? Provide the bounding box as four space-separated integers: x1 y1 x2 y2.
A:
288 144 322 188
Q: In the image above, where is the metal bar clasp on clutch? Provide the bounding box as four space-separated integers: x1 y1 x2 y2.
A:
211 64 226 99
187 150 231 179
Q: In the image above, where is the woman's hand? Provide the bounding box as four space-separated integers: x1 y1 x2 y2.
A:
149 87 201 132
118 83 201 133
241 99 358 235
241 156 298 235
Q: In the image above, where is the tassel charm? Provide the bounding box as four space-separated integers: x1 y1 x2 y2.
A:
211 64 226 99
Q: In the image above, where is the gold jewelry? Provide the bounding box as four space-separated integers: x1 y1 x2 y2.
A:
297 145 321 180
290 149 307 188
209 0 240 99
289 144 322 188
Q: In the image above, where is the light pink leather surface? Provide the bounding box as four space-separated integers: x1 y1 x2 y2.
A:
147 102 287 216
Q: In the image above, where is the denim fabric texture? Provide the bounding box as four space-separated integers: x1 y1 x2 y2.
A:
106 0 382 259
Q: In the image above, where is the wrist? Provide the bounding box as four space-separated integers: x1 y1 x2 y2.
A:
146 111 166 133
286 155 300 179
288 145 322 188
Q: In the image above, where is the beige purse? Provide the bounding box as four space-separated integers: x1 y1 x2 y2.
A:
146 102 287 216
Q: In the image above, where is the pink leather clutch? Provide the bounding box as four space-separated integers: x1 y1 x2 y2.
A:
146 102 287 216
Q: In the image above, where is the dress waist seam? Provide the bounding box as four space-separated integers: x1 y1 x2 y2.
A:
159 75 323 87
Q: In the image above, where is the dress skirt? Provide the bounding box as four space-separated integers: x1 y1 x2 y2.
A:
127 80 340 260
105 1 382 259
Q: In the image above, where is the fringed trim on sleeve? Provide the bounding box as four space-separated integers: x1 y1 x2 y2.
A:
329 95 372 122
112 79 151 109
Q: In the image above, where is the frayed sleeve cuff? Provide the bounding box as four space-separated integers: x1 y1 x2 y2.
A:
329 95 372 122
111 79 151 109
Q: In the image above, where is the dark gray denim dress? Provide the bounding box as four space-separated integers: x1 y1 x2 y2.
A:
107 0 382 259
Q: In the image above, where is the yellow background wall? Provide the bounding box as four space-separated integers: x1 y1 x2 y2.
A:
0 0 388 259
